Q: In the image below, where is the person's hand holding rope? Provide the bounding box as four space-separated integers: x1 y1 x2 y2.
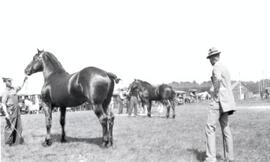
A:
16 76 28 92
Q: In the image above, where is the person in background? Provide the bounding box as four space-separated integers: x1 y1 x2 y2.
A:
1 76 27 145
204 48 236 162
24 96 32 113
118 90 125 114
128 88 139 117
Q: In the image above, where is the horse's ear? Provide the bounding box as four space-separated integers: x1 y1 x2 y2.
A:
37 48 44 54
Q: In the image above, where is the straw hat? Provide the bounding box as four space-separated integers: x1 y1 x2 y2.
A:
207 47 221 59
2 77 12 83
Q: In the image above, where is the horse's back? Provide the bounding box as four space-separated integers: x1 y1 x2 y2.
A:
80 67 108 77
77 67 112 104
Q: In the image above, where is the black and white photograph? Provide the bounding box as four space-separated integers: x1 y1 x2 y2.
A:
1 1 270 162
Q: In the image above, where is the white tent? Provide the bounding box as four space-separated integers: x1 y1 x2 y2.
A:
197 91 211 100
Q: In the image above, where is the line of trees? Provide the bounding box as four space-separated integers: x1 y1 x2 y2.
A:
169 79 270 94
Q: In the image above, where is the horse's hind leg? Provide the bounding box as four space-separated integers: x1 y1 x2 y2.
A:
107 110 114 147
102 79 115 147
92 104 109 147
103 96 115 147
60 107 67 142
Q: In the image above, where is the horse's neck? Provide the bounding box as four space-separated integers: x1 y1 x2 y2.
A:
43 68 68 80
42 56 68 80
142 84 156 95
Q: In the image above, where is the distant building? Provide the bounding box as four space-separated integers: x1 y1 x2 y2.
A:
232 81 253 100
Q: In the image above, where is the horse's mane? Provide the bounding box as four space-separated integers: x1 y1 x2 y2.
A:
43 52 66 73
136 79 152 87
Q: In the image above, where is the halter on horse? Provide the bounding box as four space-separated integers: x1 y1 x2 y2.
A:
128 79 176 118
24 49 120 147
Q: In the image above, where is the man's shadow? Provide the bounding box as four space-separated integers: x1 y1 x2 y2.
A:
51 134 103 147
187 148 222 162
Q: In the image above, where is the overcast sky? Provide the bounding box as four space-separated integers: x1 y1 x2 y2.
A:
0 0 269 93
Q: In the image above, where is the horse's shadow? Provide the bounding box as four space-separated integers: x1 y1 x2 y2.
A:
51 134 103 147
187 148 222 162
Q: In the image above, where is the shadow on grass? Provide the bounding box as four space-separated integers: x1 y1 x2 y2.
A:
187 148 222 162
139 115 171 119
51 134 103 147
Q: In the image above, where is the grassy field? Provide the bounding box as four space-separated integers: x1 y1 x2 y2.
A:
1 103 270 162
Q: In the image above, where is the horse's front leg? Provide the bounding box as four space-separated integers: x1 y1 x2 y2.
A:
164 100 170 118
171 100 176 118
146 100 152 117
60 107 67 142
43 103 53 146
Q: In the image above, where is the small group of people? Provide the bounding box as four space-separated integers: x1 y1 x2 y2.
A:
111 90 144 116
21 95 41 114
1 47 236 162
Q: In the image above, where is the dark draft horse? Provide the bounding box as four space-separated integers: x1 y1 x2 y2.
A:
128 79 176 118
24 49 120 147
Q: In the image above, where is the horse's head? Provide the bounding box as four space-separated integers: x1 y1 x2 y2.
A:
25 49 44 76
158 84 175 99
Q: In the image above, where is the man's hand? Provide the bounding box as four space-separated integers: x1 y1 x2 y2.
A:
213 94 219 102
1 104 10 120
5 113 10 120
21 76 28 87
16 76 28 92
16 86 22 93
23 76 28 83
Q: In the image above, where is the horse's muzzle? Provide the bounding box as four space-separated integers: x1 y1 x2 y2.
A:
24 68 32 76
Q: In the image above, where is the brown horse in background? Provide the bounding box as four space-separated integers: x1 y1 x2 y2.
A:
128 79 176 118
24 49 119 147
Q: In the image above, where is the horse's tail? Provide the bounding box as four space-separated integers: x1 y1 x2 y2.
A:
107 72 121 84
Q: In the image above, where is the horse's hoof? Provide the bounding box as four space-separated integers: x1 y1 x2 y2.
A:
147 114 151 118
20 137 25 144
107 140 113 147
172 115 176 119
102 141 109 148
42 139 52 147
166 115 169 118
61 138 67 143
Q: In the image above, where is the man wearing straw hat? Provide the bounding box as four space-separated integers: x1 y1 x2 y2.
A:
204 48 236 162
1 76 27 145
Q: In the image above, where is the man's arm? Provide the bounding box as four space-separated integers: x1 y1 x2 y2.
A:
16 76 28 93
15 86 22 93
211 67 222 100
1 93 10 119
